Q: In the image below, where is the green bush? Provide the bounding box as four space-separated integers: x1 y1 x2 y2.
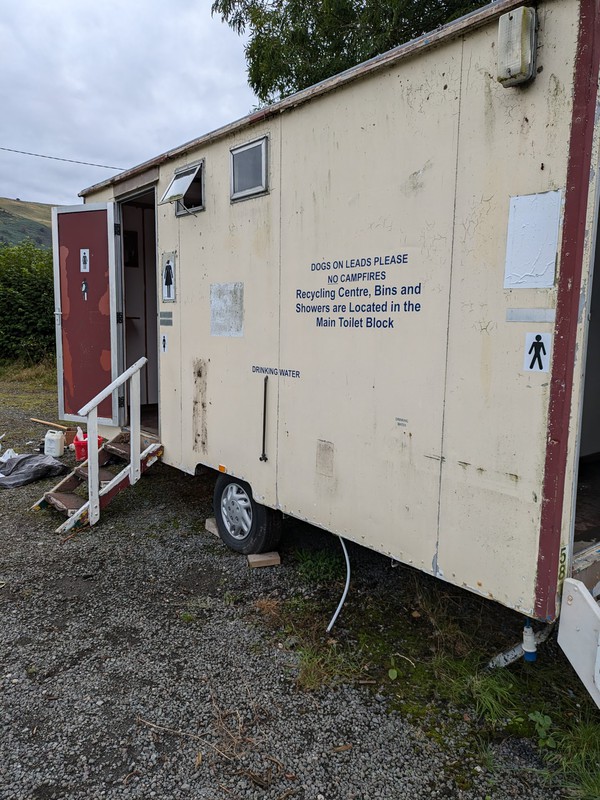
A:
0 240 54 363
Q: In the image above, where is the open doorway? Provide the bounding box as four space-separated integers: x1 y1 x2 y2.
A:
576 237 600 556
119 190 159 435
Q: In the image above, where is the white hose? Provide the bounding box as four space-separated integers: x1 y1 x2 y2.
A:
326 536 351 633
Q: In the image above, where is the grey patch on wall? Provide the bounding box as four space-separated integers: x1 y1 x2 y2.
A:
316 439 335 477
210 282 244 337
193 359 208 453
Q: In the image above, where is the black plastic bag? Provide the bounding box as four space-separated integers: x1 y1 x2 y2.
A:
0 454 68 488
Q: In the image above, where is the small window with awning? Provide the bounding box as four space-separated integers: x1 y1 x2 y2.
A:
160 161 204 215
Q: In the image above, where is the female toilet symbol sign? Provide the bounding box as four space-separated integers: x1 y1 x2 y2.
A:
523 332 552 372
161 252 176 302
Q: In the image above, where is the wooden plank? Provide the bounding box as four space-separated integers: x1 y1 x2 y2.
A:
45 492 86 513
247 552 281 568
55 505 90 535
75 465 114 483
30 418 69 430
31 498 49 511
42 472 82 495
104 440 130 459
31 472 81 511
140 443 163 470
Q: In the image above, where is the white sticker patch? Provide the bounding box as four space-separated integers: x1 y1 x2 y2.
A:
211 283 244 337
504 191 562 288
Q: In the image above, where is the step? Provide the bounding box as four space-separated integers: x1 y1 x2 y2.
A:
105 438 163 461
33 436 164 533
74 464 115 484
103 439 131 459
45 492 86 515
572 543 600 594
104 430 161 460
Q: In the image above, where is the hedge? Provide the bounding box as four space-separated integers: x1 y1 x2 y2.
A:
0 241 54 363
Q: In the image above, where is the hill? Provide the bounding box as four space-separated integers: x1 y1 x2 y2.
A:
0 197 52 248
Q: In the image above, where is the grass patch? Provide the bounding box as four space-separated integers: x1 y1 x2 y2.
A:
294 546 345 584
254 594 364 690
548 717 600 799
296 641 361 690
0 358 58 425
254 547 600 797
433 654 518 725
0 356 56 389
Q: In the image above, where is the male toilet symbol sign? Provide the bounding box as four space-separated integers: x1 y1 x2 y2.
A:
523 332 551 372
529 335 546 369
161 333 168 354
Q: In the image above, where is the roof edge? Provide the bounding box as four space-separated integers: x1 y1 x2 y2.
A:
81 0 532 198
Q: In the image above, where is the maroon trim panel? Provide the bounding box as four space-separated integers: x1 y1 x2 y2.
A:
536 0 600 620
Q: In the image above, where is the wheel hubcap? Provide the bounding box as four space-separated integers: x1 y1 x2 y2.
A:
221 483 252 540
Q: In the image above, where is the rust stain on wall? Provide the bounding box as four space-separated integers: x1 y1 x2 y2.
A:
99 350 111 372
193 359 208 453
62 338 74 411
60 246 71 316
316 439 335 477
98 285 110 316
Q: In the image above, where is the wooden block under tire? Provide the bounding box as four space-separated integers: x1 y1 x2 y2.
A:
247 552 281 568
205 517 219 537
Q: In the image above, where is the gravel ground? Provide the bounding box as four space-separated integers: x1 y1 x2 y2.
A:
0 393 564 800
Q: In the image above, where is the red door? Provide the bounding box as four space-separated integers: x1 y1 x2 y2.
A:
53 203 120 424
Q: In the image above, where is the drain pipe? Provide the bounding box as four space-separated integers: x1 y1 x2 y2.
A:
326 536 351 633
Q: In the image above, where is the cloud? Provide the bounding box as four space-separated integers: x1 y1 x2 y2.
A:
0 0 255 204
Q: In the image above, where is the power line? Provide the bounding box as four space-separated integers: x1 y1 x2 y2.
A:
0 146 124 170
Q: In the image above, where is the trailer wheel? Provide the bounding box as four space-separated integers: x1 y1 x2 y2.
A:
213 474 280 554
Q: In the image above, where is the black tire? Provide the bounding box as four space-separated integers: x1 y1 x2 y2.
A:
213 473 280 554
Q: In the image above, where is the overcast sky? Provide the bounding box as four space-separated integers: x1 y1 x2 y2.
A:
0 1 256 206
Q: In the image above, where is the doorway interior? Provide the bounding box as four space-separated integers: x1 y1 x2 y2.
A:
576 236 600 558
119 190 159 435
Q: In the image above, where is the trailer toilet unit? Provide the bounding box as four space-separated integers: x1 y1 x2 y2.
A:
51 0 600 706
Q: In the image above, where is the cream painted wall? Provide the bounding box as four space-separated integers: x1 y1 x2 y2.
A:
437 1 578 614
84 0 591 617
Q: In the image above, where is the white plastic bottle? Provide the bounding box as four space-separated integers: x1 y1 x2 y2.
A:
44 430 65 457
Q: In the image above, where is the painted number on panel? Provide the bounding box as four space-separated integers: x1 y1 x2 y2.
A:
523 332 551 372
80 248 90 272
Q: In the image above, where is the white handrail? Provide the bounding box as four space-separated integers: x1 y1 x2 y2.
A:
78 357 147 417
77 356 148 526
